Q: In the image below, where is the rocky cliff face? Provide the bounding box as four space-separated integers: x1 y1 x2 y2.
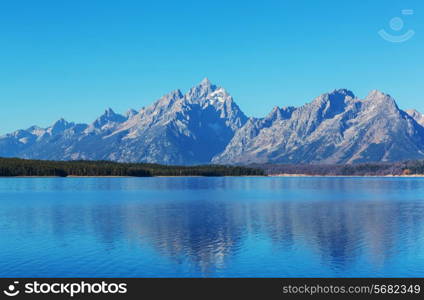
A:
1 80 424 165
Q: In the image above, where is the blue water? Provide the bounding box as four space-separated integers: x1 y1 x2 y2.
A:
1 177 424 277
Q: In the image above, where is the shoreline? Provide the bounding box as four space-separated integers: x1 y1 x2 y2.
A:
269 174 424 177
2 174 424 178
1 175 265 178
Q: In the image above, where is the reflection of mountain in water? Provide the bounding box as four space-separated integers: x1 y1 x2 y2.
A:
3 178 424 276
121 199 424 274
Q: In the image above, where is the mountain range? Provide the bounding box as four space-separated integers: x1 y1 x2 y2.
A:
2 78 424 165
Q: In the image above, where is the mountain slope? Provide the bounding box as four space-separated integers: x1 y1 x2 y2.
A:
213 90 424 164
0 79 248 164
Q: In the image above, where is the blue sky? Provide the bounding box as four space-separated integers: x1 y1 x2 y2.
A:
0 0 423 133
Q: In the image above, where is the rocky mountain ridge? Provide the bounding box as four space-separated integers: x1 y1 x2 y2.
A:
1 79 424 165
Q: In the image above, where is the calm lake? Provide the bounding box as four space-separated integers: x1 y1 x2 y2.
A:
1 177 424 277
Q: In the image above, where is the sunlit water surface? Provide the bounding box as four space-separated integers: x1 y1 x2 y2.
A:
1 177 424 277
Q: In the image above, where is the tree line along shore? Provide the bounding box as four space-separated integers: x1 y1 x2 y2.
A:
256 161 424 176
0 158 265 177
3 158 424 178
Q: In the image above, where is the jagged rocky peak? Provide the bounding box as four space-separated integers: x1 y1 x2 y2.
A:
25 125 47 138
305 88 356 120
333 88 355 98
10 129 32 138
367 89 387 99
26 125 41 131
52 118 69 126
125 109 139 119
406 108 422 118
208 87 232 103
266 106 296 122
104 107 116 116
364 90 399 111
186 78 219 101
49 118 74 134
184 78 238 112
166 89 184 100
93 108 126 128
365 90 395 103
154 89 184 108
37 118 75 135
406 109 424 126
314 89 355 106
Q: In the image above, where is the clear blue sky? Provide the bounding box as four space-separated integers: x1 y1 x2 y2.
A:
0 0 423 134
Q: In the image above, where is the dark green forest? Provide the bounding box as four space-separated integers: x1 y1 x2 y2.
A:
4 157 424 177
0 158 265 177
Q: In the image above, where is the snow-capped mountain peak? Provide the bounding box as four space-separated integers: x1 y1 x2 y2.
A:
186 78 218 102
